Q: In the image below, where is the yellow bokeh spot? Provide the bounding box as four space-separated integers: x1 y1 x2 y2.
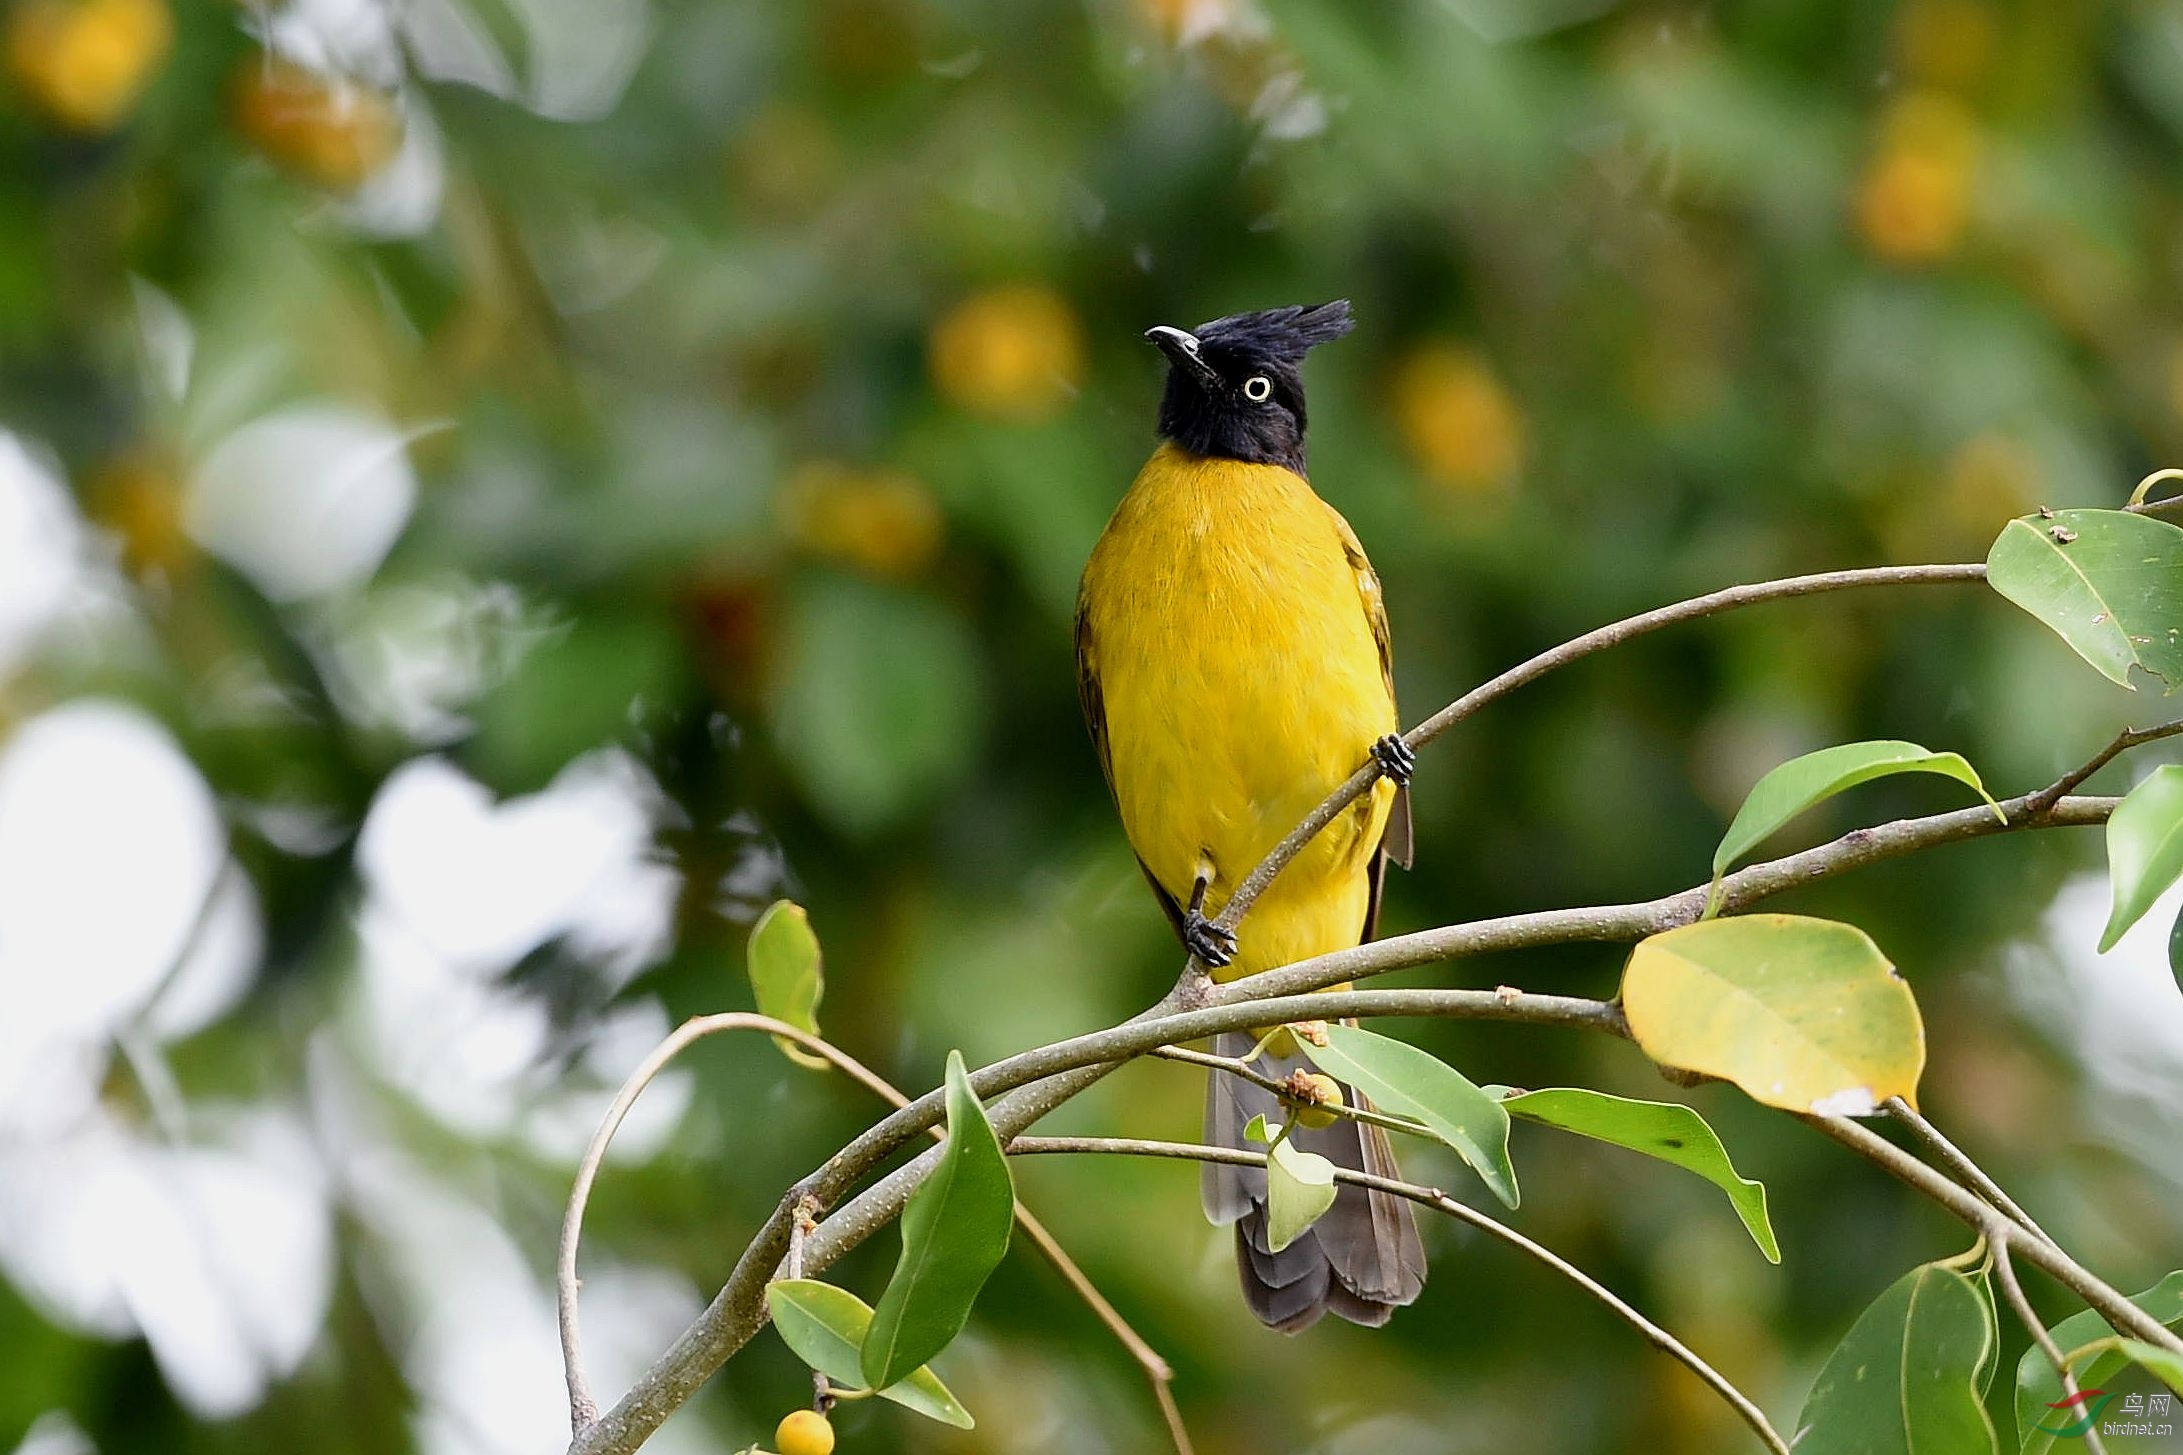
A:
1853 93 1982 265
88 450 192 580
1944 432 2037 537
1389 341 1525 496
1895 0 1997 92
781 461 944 580
928 284 1084 423
230 54 402 193
5 0 172 133
1137 0 1232 45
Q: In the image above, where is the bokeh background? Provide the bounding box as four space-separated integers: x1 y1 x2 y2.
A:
5 0 2183 1451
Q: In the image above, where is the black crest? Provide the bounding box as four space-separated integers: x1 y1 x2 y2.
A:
1148 300 1354 473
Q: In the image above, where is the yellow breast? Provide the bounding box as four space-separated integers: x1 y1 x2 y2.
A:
1079 444 1396 978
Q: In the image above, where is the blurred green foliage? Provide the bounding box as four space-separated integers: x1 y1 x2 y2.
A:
5 0 2183 1452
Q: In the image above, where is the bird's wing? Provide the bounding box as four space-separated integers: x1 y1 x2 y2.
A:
1075 597 1194 939
1073 593 1112 791
1324 503 1396 705
1325 502 1413 872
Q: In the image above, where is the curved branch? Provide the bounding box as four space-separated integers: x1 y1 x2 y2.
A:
558 1014 1192 1450
566 562 2162 1455
1992 1230 2111 1455
1214 563 1989 933
1007 1135 1791 1455
567 793 2122 1455
1796 1115 2183 1358
559 1013 893 1430
1884 1097 2056 1248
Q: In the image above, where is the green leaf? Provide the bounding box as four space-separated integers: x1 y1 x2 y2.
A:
764 1280 974 1428
1299 1023 1518 1208
1621 914 1925 1115
770 576 990 837
2015 1271 2183 1454
1796 1262 1998 1455
1709 740 2000 909
1242 1114 1277 1145
2100 765 2183 951
468 611 689 795
1264 1136 1339 1253
1498 1088 1779 1262
747 900 828 1070
1986 508 2183 692
860 1051 1014 1391
2171 903 2183 987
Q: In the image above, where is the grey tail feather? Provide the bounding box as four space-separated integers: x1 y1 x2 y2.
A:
1385 782 1415 870
1201 1031 1427 1332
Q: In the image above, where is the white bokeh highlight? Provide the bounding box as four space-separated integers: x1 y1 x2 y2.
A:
185 405 418 601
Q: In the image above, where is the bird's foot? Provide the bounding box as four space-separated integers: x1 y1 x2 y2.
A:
1182 910 1238 968
1371 733 1416 787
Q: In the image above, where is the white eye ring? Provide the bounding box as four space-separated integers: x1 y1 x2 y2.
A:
1243 374 1273 403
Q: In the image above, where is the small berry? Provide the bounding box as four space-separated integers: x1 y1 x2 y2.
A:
775 1408 835 1455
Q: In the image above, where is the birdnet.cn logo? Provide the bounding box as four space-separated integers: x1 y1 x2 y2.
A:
2036 1389 2175 1440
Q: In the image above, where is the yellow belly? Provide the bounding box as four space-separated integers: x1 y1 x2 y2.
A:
1080 445 1396 979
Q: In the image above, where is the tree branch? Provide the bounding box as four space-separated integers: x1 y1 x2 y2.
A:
1007 1135 1791 1455
1214 563 1988 934
2022 718 2183 815
564 557 2163 1455
1883 1097 2056 1248
1795 1115 2183 1357
566 793 2121 1455
1992 1230 2110 1455
557 1013 1193 1450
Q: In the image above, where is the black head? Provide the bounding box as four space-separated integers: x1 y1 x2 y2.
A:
1146 300 1354 473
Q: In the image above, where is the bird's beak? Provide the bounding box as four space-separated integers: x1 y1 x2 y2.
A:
1145 325 1222 389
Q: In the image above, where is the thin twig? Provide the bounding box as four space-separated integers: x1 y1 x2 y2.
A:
1992 1230 2110 1455
1796 1115 2183 1357
1007 1212 1193 1453
1884 1097 2056 1247
556 1013 1191 1451
1007 1135 1791 1455
1150 1044 1428 1137
1214 562 1989 933
568 795 2125 1455
2022 718 2183 815
567 577 2171 1455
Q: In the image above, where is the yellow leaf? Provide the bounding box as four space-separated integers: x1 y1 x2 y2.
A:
1621 914 1924 1115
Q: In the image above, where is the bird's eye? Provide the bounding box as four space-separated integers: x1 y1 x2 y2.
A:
1242 374 1273 403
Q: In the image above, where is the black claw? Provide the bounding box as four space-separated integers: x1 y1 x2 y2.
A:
1182 910 1238 968
1371 734 1416 787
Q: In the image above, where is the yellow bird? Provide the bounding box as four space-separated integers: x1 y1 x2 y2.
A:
1075 301 1425 1330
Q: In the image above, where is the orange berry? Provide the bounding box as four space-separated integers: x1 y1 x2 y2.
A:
774 1409 835 1455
